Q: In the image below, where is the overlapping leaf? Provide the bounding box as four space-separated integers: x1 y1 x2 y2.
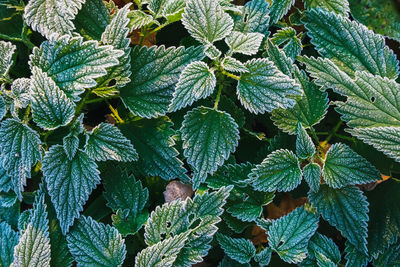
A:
225 31 264 56
0 222 18 267
73 0 109 40
269 0 295 24
216 234 255 264
304 0 350 16
233 0 270 35
0 41 15 79
296 123 315 159
303 163 321 193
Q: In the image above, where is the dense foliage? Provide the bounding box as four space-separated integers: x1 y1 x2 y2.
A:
0 0 400 266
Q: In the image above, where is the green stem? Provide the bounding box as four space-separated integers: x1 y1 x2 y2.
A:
85 94 119 104
105 99 124 124
221 70 240 80
22 104 31 123
213 84 223 109
322 121 343 146
308 127 320 145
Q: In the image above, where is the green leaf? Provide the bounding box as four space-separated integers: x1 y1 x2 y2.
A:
42 145 100 234
269 0 295 24
67 216 126 267
84 123 138 162
24 0 85 38
300 56 400 128
266 40 294 76
180 107 239 188
323 143 380 188
225 31 264 56
268 206 319 263
12 193 51 267
216 234 256 264
0 222 18 267
304 0 350 16
128 10 154 30
204 44 222 60
303 163 321 193
303 8 399 79
63 134 79 161
271 68 328 133
233 0 270 35
97 4 133 89
0 96 5 121
30 67 75 130
0 165 11 193
347 127 400 163
136 232 189 267
271 27 302 61
120 45 204 118
10 78 31 110
366 179 400 257
0 41 15 79
309 185 369 254
305 233 341 267
111 209 149 237
296 123 315 159
221 56 249 73
237 58 301 114
254 247 272 266
344 241 369 267
182 0 234 44
169 61 216 112
73 0 110 40
0 119 41 199
219 256 251 267
162 0 186 21
373 240 400 267
120 118 190 182
250 149 302 192
30 35 123 101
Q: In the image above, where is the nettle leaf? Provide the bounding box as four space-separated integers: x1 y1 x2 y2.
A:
271 27 302 61
322 143 380 188
120 45 204 118
30 67 75 130
0 96 6 121
42 145 100 234
169 61 216 112
250 149 302 192
216 234 256 264
309 185 369 254
162 0 186 21
97 4 132 89
237 58 301 114
347 127 400 163
301 56 400 128
120 118 190 182
128 10 154 30
296 123 315 159
268 206 319 264
0 119 41 199
225 31 264 56
366 179 400 257
271 68 328 133
12 193 51 267
10 78 31 109
29 35 123 101
0 165 12 193
73 0 110 40
136 232 190 267
304 0 350 17
305 233 341 266
303 8 399 79
204 44 222 60
269 0 295 24
221 56 249 73
254 247 272 266
24 0 85 38
85 123 138 162
67 216 126 267
373 241 400 267
266 40 293 76
344 241 369 267
63 134 79 161
0 41 16 79
303 163 321 193
180 106 239 188
182 0 234 44
0 222 18 266
234 0 270 35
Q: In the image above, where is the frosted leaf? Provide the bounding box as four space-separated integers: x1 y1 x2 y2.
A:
180 107 239 188
250 149 302 192
85 123 138 162
182 0 234 44
169 61 216 112
225 31 264 56
128 10 154 30
204 44 222 60
303 163 321 193
305 233 341 266
63 134 79 160
304 0 350 17
303 8 399 79
24 0 85 38
120 45 204 118
0 222 18 266
234 0 270 35
268 206 319 263
237 58 302 114
296 122 315 160
67 216 126 267
323 143 381 188
344 241 369 267
73 0 109 40
271 27 302 61
216 234 256 264
266 40 294 76
42 145 100 234
30 67 75 130
29 35 123 101
10 78 31 109
269 0 295 24
221 56 249 73
0 41 16 79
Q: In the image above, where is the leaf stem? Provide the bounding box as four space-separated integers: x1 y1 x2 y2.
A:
105 99 124 124
321 121 343 147
213 84 223 110
22 104 31 123
221 70 240 80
